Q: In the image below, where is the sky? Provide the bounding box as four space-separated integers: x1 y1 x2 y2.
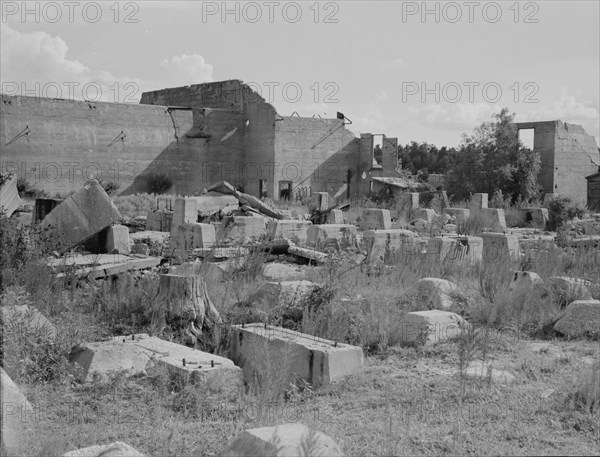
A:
1 0 599 148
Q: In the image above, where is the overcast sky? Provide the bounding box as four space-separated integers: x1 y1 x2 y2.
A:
1 0 598 147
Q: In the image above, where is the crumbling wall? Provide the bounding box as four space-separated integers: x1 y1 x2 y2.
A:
515 120 599 205
140 80 277 196
0 95 195 196
273 117 359 201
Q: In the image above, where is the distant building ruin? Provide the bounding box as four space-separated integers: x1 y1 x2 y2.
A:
1 80 398 201
515 120 599 206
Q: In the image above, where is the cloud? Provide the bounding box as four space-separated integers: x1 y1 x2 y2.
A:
408 102 501 130
0 24 214 103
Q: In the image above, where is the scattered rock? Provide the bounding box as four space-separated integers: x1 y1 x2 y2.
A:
548 277 593 308
553 299 600 337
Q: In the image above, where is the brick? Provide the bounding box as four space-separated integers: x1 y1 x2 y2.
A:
230 324 364 388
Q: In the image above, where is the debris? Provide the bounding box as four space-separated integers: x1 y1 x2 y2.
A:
0 173 22 218
207 181 284 219
62 441 146 457
288 244 328 263
48 254 161 279
553 300 600 337
40 179 121 252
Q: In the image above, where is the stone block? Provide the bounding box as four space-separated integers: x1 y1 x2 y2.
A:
469 193 488 210
267 220 312 244
1 368 34 454
173 197 198 225
40 179 121 252
230 324 364 388
105 224 130 254
70 334 244 393
306 224 358 251
360 208 392 230
308 192 329 211
442 208 470 225
217 423 344 457
62 442 145 457
416 278 458 310
480 208 507 231
411 208 436 224
1 305 56 338
327 209 344 224
481 232 520 265
146 210 173 232
553 300 600 337
400 310 467 346
224 216 266 242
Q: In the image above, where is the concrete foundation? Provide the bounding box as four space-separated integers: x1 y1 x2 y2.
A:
230 324 364 388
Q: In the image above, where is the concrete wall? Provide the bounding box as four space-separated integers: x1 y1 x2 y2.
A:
273 117 359 201
140 80 277 197
0 95 195 196
516 120 599 205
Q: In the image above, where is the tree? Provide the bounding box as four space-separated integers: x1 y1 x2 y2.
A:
446 108 541 203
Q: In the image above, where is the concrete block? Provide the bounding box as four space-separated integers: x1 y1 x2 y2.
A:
217 423 344 457
62 442 145 457
262 263 306 281
146 210 173 232
327 209 344 224
1 305 56 338
481 232 520 264
250 280 317 307
131 243 149 256
360 208 392 230
519 208 548 228
193 193 239 217
553 300 600 337
230 324 364 388
400 310 467 346
280 210 292 219
426 236 482 264
462 360 516 385
412 208 436 224
396 192 420 223
543 193 555 207
470 193 488 210
33 198 62 223
267 220 312 244
170 223 215 250
70 334 244 393
0 173 22 218
480 208 507 231
156 195 174 211
306 224 358 251
173 197 198 225
225 216 267 242
105 224 130 254
40 179 121 252
1 368 34 454
442 208 470 225
416 278 458 310
308 192 329 211
364 229 415 265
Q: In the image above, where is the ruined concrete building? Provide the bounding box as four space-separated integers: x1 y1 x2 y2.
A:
515 121 600 206
0 80 398 200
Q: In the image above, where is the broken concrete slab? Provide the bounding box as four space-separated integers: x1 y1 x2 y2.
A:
33 197 63 224
359 208 392 230
548 277 593 308
553 300 600 337
146 210 173 232
217 423 344 457
461 360 516 385
306 224 358 251
40 179 121 252
62 441 146 457
479 208 507 231
49 254 161 279
0 173 22 218
416 278 458 310
400 310 468 346
262 263 306 281
230 324 364 388
192 192 239 217
267 220 312 244
105 224 130 254
0 304 57 338
71 334 244 392
481 232 520 265
207 181 284 219
1 367 34 454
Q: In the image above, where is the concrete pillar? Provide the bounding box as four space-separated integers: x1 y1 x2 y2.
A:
106 224 130 254
470 193 488 211
173 197 197 226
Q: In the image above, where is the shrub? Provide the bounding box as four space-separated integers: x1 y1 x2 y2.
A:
16 177 48 200
147 172 173 194
547 196 585 231
98 179 120 196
